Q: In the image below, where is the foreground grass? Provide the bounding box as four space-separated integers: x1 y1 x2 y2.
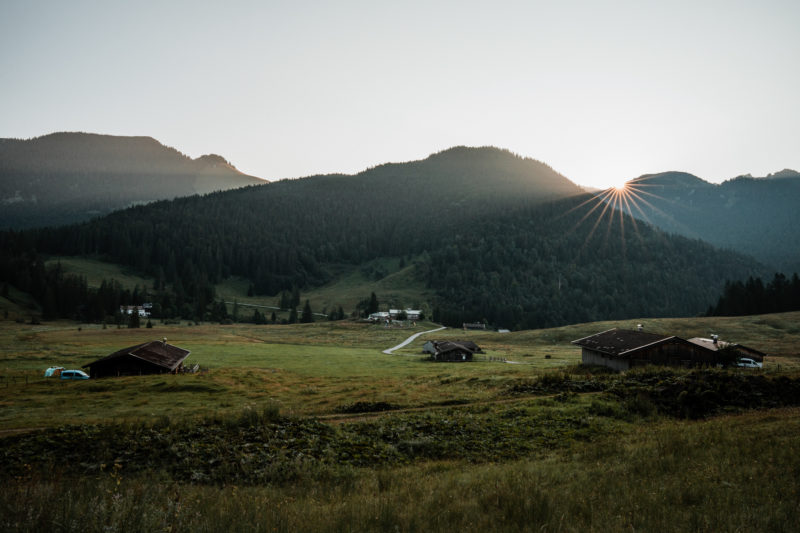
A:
3 407 798 532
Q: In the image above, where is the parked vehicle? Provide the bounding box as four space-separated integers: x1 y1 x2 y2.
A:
44 366 65 377
60 369 90 380
736 358 762 369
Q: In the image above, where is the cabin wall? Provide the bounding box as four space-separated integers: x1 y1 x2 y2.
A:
88 356 167 378
433 350 473 362
581 349 630 371
630 341 720 367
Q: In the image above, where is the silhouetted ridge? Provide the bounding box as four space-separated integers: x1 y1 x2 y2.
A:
620 170 800 272
360 146 581 201
0 132 264 228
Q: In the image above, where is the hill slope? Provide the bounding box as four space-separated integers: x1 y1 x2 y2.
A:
0 146 766 329
620 170 800 272
0 132 264 228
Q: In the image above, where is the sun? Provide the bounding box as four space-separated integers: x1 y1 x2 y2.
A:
611 180 629 192
558 174 667 258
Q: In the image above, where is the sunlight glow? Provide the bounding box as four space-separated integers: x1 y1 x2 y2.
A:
560 175 671 258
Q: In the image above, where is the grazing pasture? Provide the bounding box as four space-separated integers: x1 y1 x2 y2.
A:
1 312 799 531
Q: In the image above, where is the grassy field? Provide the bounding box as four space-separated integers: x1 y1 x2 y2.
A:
49 254 432 322
45 256 154 290
2 311 800 531
1 312 799 430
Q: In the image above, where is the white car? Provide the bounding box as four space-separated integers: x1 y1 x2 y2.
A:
736 358 762 369
60 369 90 380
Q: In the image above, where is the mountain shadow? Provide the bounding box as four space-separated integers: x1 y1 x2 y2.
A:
0 132 264 228
616 170 800 272
0 146 766 329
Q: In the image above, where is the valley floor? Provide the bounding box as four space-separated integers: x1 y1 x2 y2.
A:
1 313 799 531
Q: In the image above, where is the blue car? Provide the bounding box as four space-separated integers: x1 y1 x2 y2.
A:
60 369 90 380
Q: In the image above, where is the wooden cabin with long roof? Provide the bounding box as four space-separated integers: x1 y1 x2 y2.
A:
572 328 720 371
83 339 190 378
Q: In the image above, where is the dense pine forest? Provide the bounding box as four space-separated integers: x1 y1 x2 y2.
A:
620 170 800 273
707 273 800 317
0 146 770 329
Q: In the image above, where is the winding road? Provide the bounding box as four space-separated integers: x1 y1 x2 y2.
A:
382 326 446 355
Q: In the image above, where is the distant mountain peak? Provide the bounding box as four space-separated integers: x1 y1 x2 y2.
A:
399 145 581 198
631 171 710 188
766 169 800 179
0 131 264 229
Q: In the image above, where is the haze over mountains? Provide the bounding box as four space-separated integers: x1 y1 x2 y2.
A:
0 132 264 228
1 141 769 330
620 170 800 272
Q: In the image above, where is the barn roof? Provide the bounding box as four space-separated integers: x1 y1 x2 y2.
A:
571 329 675 357
84 340 190 371
687 338 766 361
433 340 481 355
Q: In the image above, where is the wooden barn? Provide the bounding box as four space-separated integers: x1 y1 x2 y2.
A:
687 337 766 363
572 329 720 371
83 340 190 378
423 340 484 356
424 340 482 362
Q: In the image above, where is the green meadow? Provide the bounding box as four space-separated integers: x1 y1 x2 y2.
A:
2 312 800 531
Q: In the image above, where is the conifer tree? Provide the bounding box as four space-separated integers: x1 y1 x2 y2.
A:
368 292 379 315
301 299 314 323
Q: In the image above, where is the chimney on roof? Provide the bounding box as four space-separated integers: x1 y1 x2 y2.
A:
162 337 167 346
711 334 718 345
637 324 643 332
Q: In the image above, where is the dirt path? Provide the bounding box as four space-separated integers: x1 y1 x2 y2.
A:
0 427 47 438
382 326 446 355
316 392 585 425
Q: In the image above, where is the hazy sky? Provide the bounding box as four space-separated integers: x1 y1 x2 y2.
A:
2 1 798 189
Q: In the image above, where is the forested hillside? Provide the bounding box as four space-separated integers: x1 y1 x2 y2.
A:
619 170 800 272
0 132 264 228
0 146 766 329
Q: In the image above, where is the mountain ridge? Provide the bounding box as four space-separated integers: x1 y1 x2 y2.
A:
0 132 265 228
619 169 800 271
0 143 767 330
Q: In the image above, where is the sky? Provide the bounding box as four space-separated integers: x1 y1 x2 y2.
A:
1 0 799 189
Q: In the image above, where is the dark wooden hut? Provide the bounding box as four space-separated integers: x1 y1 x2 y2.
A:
687 337 766 363
83 340 190 378
423 340 484 356
429 341 477 362
572 329 720 371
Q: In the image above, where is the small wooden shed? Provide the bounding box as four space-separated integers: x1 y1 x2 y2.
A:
572 329 720 371
423 340 484 356
687 337 766 363
425 340 481 362
83 340 190 378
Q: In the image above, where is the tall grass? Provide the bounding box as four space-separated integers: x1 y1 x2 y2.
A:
3 408 798 532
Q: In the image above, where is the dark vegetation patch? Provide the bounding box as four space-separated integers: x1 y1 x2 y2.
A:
4 369 800 487
147 381 227 394
505 368 800 419
1 400 611 486
606 368 800 419
335 401 402 414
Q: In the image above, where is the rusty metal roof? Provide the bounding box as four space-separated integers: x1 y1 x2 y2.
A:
571 328 674 357
84 340 190 371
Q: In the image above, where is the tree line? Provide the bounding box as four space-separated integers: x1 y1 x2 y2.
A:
707 273 800 316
